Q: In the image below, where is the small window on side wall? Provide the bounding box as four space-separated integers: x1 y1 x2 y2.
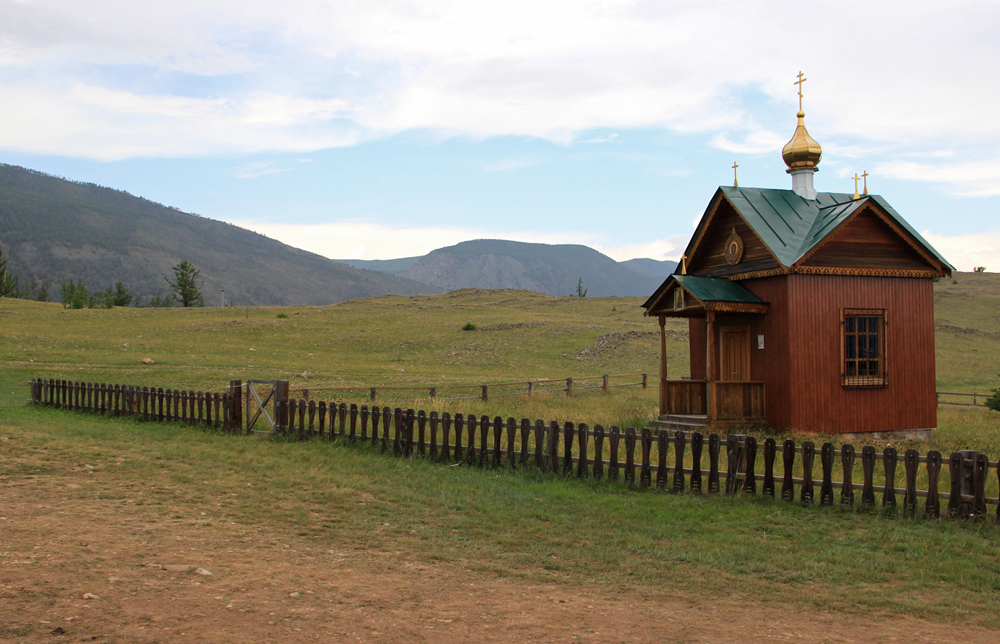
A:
841 308 887 389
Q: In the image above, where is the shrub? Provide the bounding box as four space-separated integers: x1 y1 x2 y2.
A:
277 312 289 319
986 378 1000 412
462 322 477 331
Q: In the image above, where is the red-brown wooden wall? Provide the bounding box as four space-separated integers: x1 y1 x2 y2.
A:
687 274 937 433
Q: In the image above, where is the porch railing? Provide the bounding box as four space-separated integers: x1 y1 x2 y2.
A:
711 381 766 421
662 379 708 415
662 379 766 423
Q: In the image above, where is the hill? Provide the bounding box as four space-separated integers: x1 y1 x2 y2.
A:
0 164 441 306
343 244 677 296
394 239 667 297
620 257 678 279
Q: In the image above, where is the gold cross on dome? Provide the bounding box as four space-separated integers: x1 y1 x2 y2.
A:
852 173 861 199
732 162 739 187
862 170 869 195
794 71 807 111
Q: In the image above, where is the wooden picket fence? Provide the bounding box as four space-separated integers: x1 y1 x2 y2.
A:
27 377 1000 522
27 377 243 431
276 395 1000 522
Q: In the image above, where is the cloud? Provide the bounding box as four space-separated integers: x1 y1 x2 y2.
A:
577 133 619 143
235 161 291 179
223 218 686 263
876 159 1000 197
920 231 1000 272
710 129 787 155
2 1 1000 195
0 83 362 159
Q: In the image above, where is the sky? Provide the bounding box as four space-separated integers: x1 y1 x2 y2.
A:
1 0 999 271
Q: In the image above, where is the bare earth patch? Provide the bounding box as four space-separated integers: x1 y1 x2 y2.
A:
2 471 998 644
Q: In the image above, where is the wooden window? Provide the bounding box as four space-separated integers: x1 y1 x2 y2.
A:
841 308 887 389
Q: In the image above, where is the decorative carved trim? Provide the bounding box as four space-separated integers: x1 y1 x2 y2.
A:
722 268 787 281
725 227 744 265
790 266 943 278
704 302 769 314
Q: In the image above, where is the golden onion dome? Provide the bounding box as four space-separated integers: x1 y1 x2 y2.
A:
781 110 822 170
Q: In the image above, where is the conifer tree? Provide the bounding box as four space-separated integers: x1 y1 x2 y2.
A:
0 247 18 301
166 261 204 307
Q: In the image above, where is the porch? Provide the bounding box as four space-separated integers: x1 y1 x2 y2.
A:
643 274 770 427
661 379 766 424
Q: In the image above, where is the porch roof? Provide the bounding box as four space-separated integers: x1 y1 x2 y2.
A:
643 274 768 316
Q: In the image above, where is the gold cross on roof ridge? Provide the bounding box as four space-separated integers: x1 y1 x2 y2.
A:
794 71 807 112
732 161 739 187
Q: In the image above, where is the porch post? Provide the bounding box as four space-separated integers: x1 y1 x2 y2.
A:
658 315 667 414
706 311 717 421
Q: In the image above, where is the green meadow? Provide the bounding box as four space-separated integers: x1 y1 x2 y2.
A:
1 274 1000 628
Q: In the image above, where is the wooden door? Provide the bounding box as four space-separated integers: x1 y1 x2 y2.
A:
720 326 750 381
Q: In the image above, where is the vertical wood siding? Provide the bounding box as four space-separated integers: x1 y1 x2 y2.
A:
679 274 936 434
782 274 936 433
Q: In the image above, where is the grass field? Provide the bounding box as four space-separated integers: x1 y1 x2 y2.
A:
2 277 1000 640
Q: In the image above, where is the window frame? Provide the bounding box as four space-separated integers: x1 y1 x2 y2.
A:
840 308 888 389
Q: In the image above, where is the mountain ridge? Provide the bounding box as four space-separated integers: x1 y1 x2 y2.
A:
0 163 441 305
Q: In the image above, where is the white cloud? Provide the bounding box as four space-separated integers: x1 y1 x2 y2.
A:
710 129 788 155
920 231 1000 272
235 161 291 179
224 218 686 263
876 159 1000 197
0 2 998 169
577 133 619 143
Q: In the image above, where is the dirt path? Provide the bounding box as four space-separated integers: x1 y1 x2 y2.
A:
2 472 998 644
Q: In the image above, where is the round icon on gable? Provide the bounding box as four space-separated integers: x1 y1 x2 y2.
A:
725 228 744 265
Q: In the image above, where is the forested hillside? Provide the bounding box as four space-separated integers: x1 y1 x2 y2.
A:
0 164 440 305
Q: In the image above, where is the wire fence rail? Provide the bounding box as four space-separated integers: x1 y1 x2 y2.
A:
293 373 648 402
936 391 992 408
28 376 1000 523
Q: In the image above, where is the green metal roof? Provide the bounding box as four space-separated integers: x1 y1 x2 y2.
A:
714 187 954 270
641 274 765 310
673 274 765 303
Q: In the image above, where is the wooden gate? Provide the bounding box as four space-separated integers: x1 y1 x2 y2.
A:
245 380 288 433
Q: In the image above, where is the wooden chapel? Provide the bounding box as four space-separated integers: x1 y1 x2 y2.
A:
643 78 953 438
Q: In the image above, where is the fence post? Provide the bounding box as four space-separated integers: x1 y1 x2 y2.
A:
275 381 289 431
882 447 898 510
840 445 855 509
482 384 489 402
370 387 377 402
229 380 243 433
642 373 648 390
690 432 703 494
430 387 436 399
566 378 573 397
602 375 609 393
528 381 534 398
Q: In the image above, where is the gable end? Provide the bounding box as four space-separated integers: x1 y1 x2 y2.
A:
685 193 785 278
796 204 948 276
